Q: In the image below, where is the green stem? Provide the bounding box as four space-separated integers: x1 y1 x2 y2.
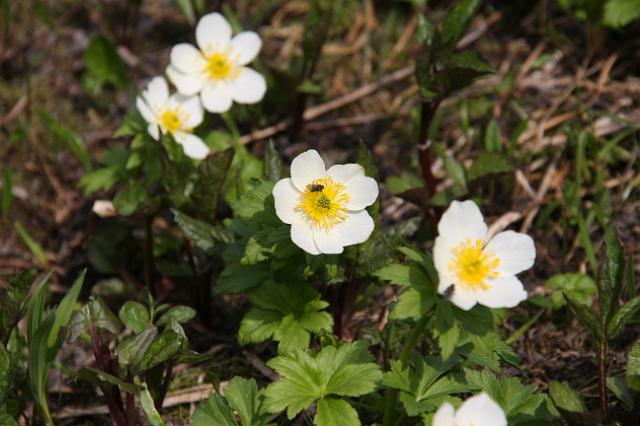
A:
505 308 545 345
382 315 429 426
221 112 245 158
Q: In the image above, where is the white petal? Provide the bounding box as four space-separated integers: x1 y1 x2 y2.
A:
290 150 326 191
434 235 457 289
433 402 456 426
437 200 488 246
200 83 233 113
331 210 375 247
229 31 262 65
485 231 536 276
196 12 232 55
455 393 506 426
326 164 364 183
170 43 206 73
147 123 160 140
313 229 345 254
142 76 169 111
342 176 378 210
449 287 478 311
166 65 205 96
475 275 527 309
227 67 267 104
170 94 203 129
290 218 320 255
136 96 157 124
173 132 209 160
273 178 301 225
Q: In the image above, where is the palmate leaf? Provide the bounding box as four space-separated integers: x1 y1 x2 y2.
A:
238 281 333 353
192 377 272 426
263 341 382 424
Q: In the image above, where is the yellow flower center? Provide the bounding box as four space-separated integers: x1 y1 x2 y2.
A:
448 239 500 290
159 110 183 134
297 177 350 230
206 51 237 80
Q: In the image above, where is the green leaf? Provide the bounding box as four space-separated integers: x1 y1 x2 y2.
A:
444 156 467 193
192 148 234 218
26 273 51 342
192 393 238 426
172 209 233 252
139 330 184 371
156 306 196 326
376 260 436 320
564 295 603 340
113 181 149 216
117 327 158 367
0 270 35 344
600 225 624 321
46 269 85 353
78 166 121 195
316 398 360 426
626 339 640 392
172 0 196 24
0 345 13 405
229 181 275 219
119 301 150 334
224 377 272 426
238 281 333 353
77 367 142 394
441 0 480 44
263 140 283 182
549 381 586 413
84 34 127 89
263 341 382 419
0 414 18 426
467 152 514 182
2 168 12 221
215 262 271 294
547 273 597 309
37 110 92 171
607 296 640 339
603 0 640 28
606 376 633 411
140 384 166 426
14 222 49 268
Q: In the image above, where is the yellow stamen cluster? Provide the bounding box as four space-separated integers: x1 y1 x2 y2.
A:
297 177 350 230
448 239 500 290
159 110 183 134
206 51 238 80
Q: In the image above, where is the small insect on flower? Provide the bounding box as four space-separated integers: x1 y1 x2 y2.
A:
136 76 209 160
166 12 266 113
272 150 379 255
433 393 506 426
433 200 536 310
307 184 325 192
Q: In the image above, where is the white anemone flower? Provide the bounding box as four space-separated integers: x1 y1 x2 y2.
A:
167 12 266 113
433 200 535 311
433 393 506 426
136 76 209 160
272 150 378 255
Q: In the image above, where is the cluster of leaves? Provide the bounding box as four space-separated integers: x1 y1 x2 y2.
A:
558 0 640 28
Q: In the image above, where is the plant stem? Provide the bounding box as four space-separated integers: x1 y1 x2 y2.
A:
505 308 545 345
599 339 608 418
382 315 429 426
417 99 440 198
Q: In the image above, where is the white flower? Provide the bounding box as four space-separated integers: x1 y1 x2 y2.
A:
272 150 378 255
167 12 266 113
136 76 209 160
433 393 506 426
433 200 535 311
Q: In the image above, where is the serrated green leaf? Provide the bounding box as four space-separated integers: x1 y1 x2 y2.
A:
238 281 332 353
192 393 238 426
316 398 360 426
264 342 381 419
224 377 272 426
84 34 127 88
118 301 150 334
564 295 602 340
78 166 121 195
215 262 271 294
549 381 586 413
113 181 149 216
193 148 234 218
442 0 480 44
117 327 157 367
547 273 597 309
139 330 184 371
607 296 640 339
229 181 275 219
